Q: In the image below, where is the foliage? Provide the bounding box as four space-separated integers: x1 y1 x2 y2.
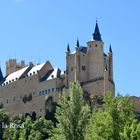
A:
85 93 140 140
0 109 9 140
50 82 90 140
1 83 140 140
3 115 54 140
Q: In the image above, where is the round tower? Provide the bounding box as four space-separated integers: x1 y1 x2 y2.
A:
87 22 104 80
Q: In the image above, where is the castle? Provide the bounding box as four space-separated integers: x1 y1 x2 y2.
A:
0 22 115 117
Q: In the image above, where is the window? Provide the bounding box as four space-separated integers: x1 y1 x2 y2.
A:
45 90 47 94
6 99 8 103
48 89 50 93
33 71 35 74
42 90 44 95
33 91 35 95
95 44 97 47
40 108 42 112
82 65 86 71
52 88 54 92
71 67 73 71
39 91 42 96
13 97 15 102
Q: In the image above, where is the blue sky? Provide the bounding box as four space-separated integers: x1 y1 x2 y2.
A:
0 0 139 96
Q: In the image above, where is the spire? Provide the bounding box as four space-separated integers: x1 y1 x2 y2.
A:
76 38 80 47
109 44 112 53
0 67 3 82
67 43 70 52
92 21 102 41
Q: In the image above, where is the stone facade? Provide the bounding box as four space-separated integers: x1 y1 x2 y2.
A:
0 22 115 117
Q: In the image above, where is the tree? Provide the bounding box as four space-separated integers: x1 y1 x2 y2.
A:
85 93 140 140
0 109 9 139
50 82 90 140
3 115 54 140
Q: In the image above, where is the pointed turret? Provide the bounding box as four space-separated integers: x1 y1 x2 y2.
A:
76 38 80 47
0 68 3 83
109 44 112 53
67 43 70 52
92 21 102 41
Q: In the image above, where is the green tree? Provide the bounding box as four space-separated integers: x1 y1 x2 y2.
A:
50 82 90 140
86 93 140 140
0 109 9 139
3 115 53 140
120 119 140 140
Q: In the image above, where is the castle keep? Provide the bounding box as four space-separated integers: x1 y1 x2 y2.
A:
0 23 115 116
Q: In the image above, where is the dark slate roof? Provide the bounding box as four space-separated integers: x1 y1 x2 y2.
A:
104 53 107 57
0 68 3 81
93 22 102 41
109 45 112 53
79 46 87 53
40 68 61 82
76 39 80 47
67 43 70 52
0 68 4 84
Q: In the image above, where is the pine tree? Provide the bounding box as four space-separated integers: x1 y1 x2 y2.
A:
50 82 90 140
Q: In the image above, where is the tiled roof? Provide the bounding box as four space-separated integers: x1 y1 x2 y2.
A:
71 46 87 54
79 46 87 53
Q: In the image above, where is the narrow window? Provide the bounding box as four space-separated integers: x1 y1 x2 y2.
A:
39 91 42 96
42 90 44 95
71 67 73 71
82 65 86 71
48 89 50 93
13 97 15 102
52 88 54 92
40 108 42 112
6 99 8 103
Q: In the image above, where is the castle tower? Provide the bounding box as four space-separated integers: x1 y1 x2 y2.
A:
65 22 115 95
6 59 26 75
66 39 82 87
87 22 104 80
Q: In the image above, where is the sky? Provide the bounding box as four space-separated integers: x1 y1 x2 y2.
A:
0 0 139 96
